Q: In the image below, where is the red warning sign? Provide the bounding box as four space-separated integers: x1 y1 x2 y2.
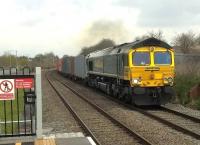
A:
0 79 15 100
15 78 34 89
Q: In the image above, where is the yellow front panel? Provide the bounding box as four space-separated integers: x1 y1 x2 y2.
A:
127 47 175 87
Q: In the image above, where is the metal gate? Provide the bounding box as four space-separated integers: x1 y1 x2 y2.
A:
0 67 36 137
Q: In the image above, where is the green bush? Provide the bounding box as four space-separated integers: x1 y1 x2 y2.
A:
174 74 200 105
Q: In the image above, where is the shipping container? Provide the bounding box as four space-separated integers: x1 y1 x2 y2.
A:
74 55 87 79
69 57 75 75
62 56 69 74
56 59 63 72
62 56 75 76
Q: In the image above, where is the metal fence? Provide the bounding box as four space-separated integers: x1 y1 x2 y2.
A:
175 53 200 75
0 67 42 138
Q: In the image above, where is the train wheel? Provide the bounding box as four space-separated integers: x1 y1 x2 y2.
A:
106 84 111 95
113 88 119 98
124 94 132 104
111 84 118 98
118 93 124 101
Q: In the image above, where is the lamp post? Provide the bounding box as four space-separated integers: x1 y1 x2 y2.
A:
9 54 11 67
16 50 18 69
9 50 18 68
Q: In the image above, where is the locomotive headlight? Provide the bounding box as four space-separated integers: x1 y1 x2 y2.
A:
132 78 141 85
133 79 139 84
163 77 173 85
167 77 173 83
168 77 173 86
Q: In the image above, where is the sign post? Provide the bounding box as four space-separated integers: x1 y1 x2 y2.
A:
36 67 42 138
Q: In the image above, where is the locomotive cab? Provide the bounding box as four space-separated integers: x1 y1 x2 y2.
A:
128 46 175 105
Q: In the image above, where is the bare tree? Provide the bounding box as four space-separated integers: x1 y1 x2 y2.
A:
135 30 164 41
173 31 196 53
147 30 164 40
195 34 200 46
29 52 58 69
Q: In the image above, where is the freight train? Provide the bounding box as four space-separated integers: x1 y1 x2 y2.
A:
56 37 175 106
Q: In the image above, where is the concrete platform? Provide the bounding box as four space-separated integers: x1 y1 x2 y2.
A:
56 137 92 145
0 136 35 145
0 133 95 145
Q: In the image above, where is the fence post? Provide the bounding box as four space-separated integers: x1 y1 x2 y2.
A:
36 67 42 138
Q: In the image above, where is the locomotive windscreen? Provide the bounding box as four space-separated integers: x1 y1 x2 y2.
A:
133 52 150 66
154 51 171 65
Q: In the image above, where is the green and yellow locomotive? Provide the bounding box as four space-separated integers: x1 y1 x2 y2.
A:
86 38 175 105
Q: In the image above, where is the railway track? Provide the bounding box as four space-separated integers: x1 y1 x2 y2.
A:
160 106 200 124
46 73 153 145
109 96 200 140
53 72 200 141
141 107 200 140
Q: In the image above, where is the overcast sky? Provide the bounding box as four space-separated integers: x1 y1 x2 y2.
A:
0 0 200 57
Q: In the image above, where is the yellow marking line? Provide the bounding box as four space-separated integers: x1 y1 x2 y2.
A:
15 138 56 145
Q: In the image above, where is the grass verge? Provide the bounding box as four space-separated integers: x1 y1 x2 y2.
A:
0 89 24 135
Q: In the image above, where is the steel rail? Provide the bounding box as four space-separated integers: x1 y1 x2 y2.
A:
132 107 200 140
160 106 200 124
52 74 154 145
46 74 102 145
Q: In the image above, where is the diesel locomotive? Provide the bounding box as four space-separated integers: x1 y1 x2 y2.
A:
57 37 175 106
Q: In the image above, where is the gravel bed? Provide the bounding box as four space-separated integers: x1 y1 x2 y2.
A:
51 78 144 145
164 103 200 119
53 72 200 145
42 72 82 134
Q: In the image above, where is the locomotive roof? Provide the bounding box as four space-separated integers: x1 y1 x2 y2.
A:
87 37 172 58
126 37 172 49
